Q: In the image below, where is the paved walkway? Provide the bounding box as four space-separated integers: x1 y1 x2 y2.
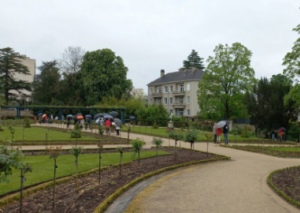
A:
32 124 300 212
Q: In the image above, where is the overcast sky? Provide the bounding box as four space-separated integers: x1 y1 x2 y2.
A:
1 1 299 94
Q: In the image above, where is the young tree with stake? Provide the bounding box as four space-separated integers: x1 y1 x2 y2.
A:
117 147 123 175
185 129 199 150
70 146 82 192
151 138 163 164
131 138 144 167
47 146 62 210
167 131 184 159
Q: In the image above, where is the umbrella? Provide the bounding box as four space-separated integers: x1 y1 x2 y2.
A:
280 127 286 131
42 114 47 118
216 121 226 128
76 115 84 120
67 114 73 118
85 114 92 118
109 111 118 118
103 114 113 119
37 113 43 116
130 116 135 120
114 118 122 125
94 113 108 120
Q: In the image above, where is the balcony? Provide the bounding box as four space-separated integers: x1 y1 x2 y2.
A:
172 90 185 96
151 92 163 98
173 102 185 108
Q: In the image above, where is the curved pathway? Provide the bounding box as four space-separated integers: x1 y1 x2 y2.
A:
121 142 300 213
32 124 300 212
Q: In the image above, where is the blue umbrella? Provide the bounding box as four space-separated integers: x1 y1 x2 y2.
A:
67 114 73 118
85 114 92 118
130 116 135 120
37 113 43 116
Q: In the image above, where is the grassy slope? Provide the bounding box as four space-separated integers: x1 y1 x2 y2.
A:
121 126 262 141
0 150 170 195
0 126 96 141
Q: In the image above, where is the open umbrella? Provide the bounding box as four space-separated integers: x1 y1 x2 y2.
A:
42 114 47 118
76 115 84 120
85 114 92 118
130 116 135 120
94 113 108 120
114 118 121 125
109 111 118 118
280 127 286 131
103 114 113 119
37 113 43 116
67 114 73 118
216 121 226 128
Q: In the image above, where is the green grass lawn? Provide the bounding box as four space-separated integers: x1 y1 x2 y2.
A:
265 146 300 152
0 150 170 195
0 126 97 141
121 126 262 141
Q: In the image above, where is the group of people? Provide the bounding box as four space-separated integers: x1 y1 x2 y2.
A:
213 123 229 145
271 128 285 141
102 118 120 135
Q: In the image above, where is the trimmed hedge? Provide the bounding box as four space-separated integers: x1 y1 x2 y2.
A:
267 166 300 209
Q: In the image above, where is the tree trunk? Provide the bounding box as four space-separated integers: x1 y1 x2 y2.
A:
174 140 177 160
119 153 123 175
53 159 57 210
156 146 158 164
76 156 78 192
99 147 102 184
20 169 24 213
138 150 140 167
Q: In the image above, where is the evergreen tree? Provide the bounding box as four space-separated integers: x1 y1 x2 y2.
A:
182 49 205 70
0 47 31 105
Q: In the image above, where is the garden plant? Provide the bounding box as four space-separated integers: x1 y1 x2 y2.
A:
117 146 123 175
70 146 83 192
131 138 145 167
185 129 199 150
152 138 163 164
167 130 184 159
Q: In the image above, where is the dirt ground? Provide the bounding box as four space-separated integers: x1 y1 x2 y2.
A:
0 148 222 213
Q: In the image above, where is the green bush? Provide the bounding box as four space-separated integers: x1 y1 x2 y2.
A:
288 122 300 141
153 121 158 129
241 126 249 138
71 130 81 138
24 118 31 128
74 122 80 130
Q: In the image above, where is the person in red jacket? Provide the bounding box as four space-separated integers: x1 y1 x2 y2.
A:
105 119 111 135
279 128 283 141
216 128 223 144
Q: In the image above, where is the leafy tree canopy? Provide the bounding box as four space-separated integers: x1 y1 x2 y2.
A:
0 47 31 105
181 49 205 70
245 77 298 132
32 61 61 105
198 42 256 120
80 49 133 105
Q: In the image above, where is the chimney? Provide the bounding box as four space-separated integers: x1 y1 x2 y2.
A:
161 69 165 78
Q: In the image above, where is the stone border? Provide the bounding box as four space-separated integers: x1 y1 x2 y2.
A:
267 166 300 209
93 148 230 213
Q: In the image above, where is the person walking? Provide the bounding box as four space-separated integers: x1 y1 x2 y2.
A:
115 124 120 136
213 123 217 143
216 128 222 144
67 117 70 128
105 119 111 135
223 124 229 145
271 129 276 141
279 128 283 141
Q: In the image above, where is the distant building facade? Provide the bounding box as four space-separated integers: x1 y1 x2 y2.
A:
147 68 204 117
130 88 144 97
10 56 36 101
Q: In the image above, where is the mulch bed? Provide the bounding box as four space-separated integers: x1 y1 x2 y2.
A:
226 145 300 158
270 167 300 203
0 148 223 213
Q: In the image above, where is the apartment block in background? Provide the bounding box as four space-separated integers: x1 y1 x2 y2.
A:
10 55 36 101
147 68 204 117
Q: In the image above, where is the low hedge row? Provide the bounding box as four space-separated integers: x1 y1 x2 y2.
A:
93 151 230 213
267 166 300 209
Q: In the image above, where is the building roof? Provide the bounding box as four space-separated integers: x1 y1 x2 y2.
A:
147 68 205 86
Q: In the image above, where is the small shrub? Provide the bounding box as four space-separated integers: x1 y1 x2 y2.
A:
24 118 31 128
241 126 249 138
153 121 158 129
71 130 82 138
74 122 80 130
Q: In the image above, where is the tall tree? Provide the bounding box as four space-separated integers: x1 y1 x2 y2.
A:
60 46 85 75
0 47 31 105
245 76 298 131
80 48 133 105
32 61 61 104
283 21 300 108
197 43 256 120
182 49 205 70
